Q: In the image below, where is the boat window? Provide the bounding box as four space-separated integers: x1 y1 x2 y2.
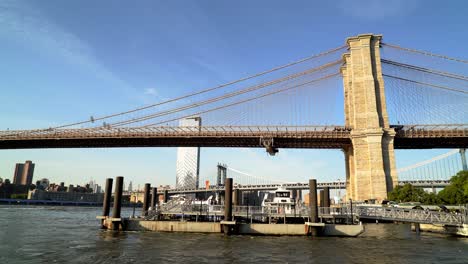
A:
276 192 290 197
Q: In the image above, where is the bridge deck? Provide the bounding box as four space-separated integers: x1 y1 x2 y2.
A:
0 125 466 149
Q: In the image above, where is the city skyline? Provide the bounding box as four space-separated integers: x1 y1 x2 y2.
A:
0 0 465 188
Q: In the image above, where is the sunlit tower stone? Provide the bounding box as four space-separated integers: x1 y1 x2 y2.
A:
341 34 398 201
175 117 201 189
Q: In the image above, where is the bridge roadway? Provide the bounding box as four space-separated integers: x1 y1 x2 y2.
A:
159 180 450 194
0 125 466 149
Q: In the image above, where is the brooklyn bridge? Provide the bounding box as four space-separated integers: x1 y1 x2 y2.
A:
1 34 467 201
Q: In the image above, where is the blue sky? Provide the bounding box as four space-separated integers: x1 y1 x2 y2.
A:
0 0 466 188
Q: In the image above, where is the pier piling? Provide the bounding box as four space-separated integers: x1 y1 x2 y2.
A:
223 178 234 235
308 179 319 236
323 187 330 208
142 183 150 216
102 179 113 217
163 190 169 203
151 187 158 210
112 176 123 230
319 190 324 207
309 179 318 223
100 178 113 227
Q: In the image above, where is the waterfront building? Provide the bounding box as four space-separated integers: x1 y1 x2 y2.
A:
36 178 50 190
175 117 201 189
28 189 104 203
13 160 35 186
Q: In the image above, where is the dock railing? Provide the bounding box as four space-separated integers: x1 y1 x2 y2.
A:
356 206 466 226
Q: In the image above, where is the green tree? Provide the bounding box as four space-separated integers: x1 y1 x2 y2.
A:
438 171 468 205
388 183 428 203
421 192 440 205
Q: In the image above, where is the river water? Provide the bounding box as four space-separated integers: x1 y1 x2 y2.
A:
0 206 467 263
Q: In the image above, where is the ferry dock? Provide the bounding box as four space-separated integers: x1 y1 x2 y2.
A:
97 177 364 237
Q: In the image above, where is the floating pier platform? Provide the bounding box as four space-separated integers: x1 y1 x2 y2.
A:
97 177 364 237
101 218 364 237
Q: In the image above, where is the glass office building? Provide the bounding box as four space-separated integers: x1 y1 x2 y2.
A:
175 117 201 189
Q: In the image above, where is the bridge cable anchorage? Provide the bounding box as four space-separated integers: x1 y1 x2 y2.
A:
381 59 468 81
383 74 468 94
381 43 468 64
50 45 346 130
142 72 340 127
109 60 342 127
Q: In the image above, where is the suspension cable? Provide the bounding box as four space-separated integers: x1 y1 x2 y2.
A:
382 59 468 81
111 60 342 127
383 74 468 94
143 72 340 127
382 43 468 64
53 45 346 129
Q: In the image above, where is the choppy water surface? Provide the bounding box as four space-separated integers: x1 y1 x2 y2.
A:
0 206 467 263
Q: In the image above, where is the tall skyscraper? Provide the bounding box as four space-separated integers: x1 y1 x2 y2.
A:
176 117 201 189
13 160 35 185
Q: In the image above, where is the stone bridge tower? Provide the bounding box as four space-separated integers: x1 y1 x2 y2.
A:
341 34 398 201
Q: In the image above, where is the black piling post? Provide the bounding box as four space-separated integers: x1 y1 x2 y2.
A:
309 179 319 236
319 190 324 207
102 178 113 217
224 178 233 235
151 187 158 209
101 178 113 228
309 179 318 223
323 187 330 208
163 190 169 203
142 183 150 216
112 176 123 230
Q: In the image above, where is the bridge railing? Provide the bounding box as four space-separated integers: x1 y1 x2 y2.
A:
395 124 468 138
319 206 351 216
3 124 467 140
0 125 352 140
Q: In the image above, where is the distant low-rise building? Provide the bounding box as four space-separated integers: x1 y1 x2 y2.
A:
28 189 104 203
36 178 50 190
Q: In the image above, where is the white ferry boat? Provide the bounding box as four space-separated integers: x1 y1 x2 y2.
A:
261 187 296 214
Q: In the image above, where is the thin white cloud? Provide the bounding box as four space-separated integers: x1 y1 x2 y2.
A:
144 88 158 96
0 0 135 94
